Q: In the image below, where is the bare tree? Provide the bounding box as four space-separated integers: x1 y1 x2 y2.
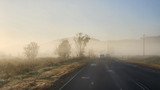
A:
24 42 39 60
74 33 90 57
56 39 71 58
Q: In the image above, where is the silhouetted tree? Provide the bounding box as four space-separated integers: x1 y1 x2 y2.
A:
24 42 39 60
56 39 71 58
74 33 90 57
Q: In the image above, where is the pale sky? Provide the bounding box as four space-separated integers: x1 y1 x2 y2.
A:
0 0 160 55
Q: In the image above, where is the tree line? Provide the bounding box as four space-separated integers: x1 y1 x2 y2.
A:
24 33 90 60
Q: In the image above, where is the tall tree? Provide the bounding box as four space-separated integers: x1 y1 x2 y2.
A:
74 33 90 57
24 42 39 60
56 39 71 58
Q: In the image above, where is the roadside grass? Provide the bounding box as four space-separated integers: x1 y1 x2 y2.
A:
0 57 88 90
119 56 160 70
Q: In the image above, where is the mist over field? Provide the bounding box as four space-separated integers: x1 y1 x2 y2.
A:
0 0 160 90
0 35 160 59
39 35 160 57
0 0 160 59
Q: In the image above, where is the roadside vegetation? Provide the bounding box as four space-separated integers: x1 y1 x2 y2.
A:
119 56 160 70
0 33 92 90
0 57 89 90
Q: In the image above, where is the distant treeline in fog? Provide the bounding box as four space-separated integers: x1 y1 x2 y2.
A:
0 35 160 59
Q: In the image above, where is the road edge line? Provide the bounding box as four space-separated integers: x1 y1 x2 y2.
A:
59 66 86 90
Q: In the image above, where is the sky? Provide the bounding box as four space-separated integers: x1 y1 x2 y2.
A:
0 0 160 55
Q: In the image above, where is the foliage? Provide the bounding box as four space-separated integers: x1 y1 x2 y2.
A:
24 42 39 60
56 39 71 58
0 57 87 89
74 33 90 57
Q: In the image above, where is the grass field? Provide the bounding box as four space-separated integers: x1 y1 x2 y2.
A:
0 57 88 90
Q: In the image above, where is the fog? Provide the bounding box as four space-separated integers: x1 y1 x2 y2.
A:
0 0 160 59
0 35 160 59
87 35 160 56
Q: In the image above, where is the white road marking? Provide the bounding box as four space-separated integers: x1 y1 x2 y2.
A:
91 82 94 85
59 67 85 90
131 79 150 90
106 61 151 90
106 66 123 90
90 63 97 67
81 76 90 79
134 82 145 90
137 81 150 90
108 70 114 72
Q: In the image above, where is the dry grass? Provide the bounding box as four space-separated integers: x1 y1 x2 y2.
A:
0 57 88 90
120 56 160 70
0 58 58 79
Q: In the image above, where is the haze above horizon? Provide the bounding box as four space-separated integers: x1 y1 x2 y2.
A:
0 0 160 55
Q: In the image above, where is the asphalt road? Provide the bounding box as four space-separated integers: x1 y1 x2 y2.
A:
58 59 160 90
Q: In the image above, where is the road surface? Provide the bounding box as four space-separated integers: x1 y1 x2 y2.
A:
58 59 160 90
